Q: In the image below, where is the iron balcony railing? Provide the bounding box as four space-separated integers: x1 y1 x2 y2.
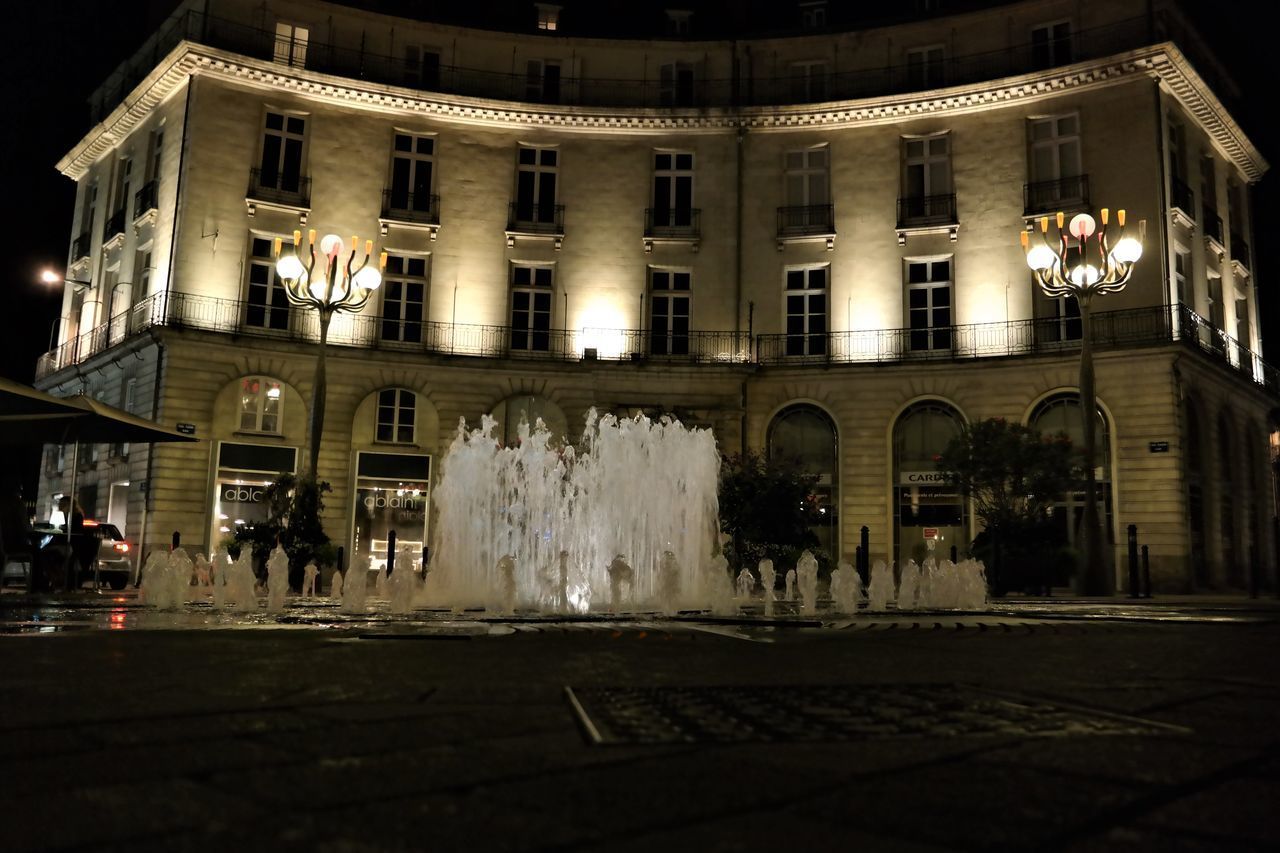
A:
1170 176 1194 221
1230 231 1250 270
34 294 1278 395
507 202 565 234
247 167 312 209
777 204 835 237
1202 206 1224 246
1023 175 1089 216
644 208 701 239
381 190 440 225
71 231 92 263
897 194 958 228
133 180 158 220
87 9 1207 122
102 208 127 242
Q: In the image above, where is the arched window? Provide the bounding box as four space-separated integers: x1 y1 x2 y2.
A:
489 394 568 447
1029 394 1113 550
893 402 965 564
1218 411 1240 586
238 376 283 434
767 404 838 558
376 389 416 444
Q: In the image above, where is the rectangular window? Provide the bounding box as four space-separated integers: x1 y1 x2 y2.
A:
376 389 416 444
789 60 828 101
902 134 951 220
388 132 435 215
526 59 562 103
510 264 553 352
785 147 829 207
273 21 309 68
1031 20 1072 68
535 3 560 31
258 111 306 194
650 269 691 356
148 129 164 181
800 1 827 28
905 45 945 89
403 45 441 89
1174 248 1190 306
245 236 290 331
515 146 558 224
652 151 694 228
1235 298 1250 352
659 62 696 107
1200 155 1217 211
1207 274 1224 331
784 266 828 356
1029 115 1081 183
1167 118 1186 182
1050 295 1081 342
906 259 953 352
380 254 428 343
113 157 133 216
114 378 137 457
80 181 98 238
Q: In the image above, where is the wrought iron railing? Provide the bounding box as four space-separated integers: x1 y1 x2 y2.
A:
102 208 126 242
71 231 92 263
381 190 440 225
897 194 957 228
1230 231 1250 270
133 180 158 220
644 208 701 239
777 204 835 237
1170 176 1194 220
86 9 1203 122
34 293 1279 394
247 167 311 208
1023 175 1089 216
507 202 565 234
1203 206 1224 246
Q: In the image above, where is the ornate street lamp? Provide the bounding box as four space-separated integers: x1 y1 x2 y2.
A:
274 230 385 474
1022 209 1144 595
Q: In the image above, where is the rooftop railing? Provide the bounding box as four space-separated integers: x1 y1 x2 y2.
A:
35 293 1278 397
86 9 1194 121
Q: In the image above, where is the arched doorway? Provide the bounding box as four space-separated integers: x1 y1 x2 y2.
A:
892 401 965 565
1029 394 1113 557
767 404 838 561
1184 397 1208 587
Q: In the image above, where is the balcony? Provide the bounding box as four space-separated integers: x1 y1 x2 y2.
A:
643 208 701 252
896 194 958 244
102 208 127 247
506 202 565 250
1231 231 1251 276
133 179 159 225
379 190 440 238
1202 206 1225 258
246 167 312 222
776 204 836 250
70 231 92 266
34 292 1280 394
1170 176 1195 229
1023 175 1089 217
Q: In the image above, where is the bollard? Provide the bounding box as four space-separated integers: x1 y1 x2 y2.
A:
855 545 865 588
421 546 430 578
1141 545 1151 598
1127 524 1139 598
859 526 870 586
1249 544 1259 599
171 530 180 551
386 529 397 576
950 544 958 564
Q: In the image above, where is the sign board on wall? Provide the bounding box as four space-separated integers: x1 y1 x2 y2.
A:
898 471 948 486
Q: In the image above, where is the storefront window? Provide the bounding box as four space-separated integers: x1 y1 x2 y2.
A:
352 451 431 574
893 402 965 565
768 404 838 560
1029 395 1112 550
210 441 298 551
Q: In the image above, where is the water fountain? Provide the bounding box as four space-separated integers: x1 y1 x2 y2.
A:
796 550 818 615
340 555 370 614
829 559 859 614
867 560 894 612
897 559 920 611
758 559 776 617
226 550 258 612
266 546 289 611
425 410 720 613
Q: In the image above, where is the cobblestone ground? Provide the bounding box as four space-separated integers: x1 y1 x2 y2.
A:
1 594 1277 852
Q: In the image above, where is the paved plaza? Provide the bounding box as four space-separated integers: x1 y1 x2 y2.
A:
1 595 1278 851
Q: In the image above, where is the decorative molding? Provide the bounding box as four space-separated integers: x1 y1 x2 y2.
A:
378 217 440 239
776 233 836 252
1169 205 1195 233
58 40 1268 184
896 223 959 246
245 196 309 225
1205 233 1226 262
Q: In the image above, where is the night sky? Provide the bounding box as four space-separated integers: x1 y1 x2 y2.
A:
3 0 1276 386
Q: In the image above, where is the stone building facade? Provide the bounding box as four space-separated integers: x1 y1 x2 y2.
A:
35 0 1274 591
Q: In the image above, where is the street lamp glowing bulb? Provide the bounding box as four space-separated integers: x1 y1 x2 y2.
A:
353 265 382 291
276 254 305 280
40 269 60 285
1109 236 1143 265
319 233 344 256
1069 263 1101 286
1025 244 1056 272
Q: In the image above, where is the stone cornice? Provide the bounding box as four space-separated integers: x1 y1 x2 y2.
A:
58 39 1267 183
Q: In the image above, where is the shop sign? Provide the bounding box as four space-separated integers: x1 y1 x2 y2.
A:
922 527 939 540
1148 441 1169 453
899 470 948 485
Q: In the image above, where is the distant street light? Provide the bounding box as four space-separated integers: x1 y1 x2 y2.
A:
1022 209 1144 596
273 230 385 474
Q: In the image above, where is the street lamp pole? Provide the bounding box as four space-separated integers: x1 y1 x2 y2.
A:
1022 209 1144 596
273 230 385 475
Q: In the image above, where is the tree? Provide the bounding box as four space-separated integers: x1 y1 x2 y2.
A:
231 472 335 588
935 418 1079 593
719 450 825 580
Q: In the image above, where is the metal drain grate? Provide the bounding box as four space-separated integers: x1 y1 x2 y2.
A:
565 684 1185 745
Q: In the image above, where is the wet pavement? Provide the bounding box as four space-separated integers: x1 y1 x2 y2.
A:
1 592 1278 851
